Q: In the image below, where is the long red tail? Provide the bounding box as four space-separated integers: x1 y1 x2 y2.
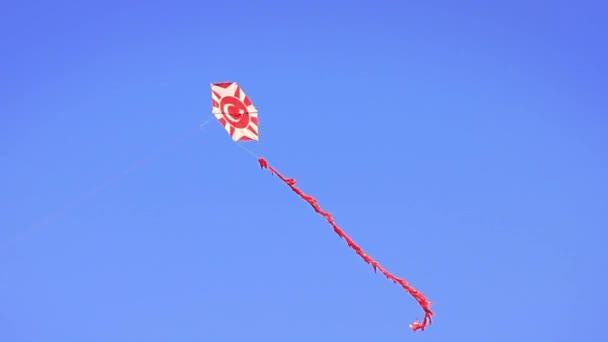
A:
258 157 434 332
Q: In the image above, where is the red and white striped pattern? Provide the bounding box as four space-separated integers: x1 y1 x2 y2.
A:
211 82 259 141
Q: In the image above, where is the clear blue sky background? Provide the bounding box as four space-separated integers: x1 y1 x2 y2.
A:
1 1 607 341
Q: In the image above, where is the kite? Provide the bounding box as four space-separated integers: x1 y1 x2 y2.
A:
209 81 434 332
211 82 259 141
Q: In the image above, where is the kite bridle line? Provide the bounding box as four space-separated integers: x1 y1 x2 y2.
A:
201 111 262 158
4 119 215 251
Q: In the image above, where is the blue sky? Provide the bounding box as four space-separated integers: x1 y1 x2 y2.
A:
1 0 607 341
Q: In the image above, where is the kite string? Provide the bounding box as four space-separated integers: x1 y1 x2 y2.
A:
234 142 261 159
254 156 434 332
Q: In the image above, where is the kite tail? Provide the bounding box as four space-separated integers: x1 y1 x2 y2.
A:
257 157 434 332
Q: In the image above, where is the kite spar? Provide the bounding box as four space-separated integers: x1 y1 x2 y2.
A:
209 81 434 332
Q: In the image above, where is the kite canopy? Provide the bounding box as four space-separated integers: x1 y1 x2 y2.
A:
211 82 259 141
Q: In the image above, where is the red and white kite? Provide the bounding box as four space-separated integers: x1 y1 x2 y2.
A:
209 81 434 333
211 82 259 141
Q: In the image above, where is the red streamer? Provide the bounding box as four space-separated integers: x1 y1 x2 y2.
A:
258 157 434 332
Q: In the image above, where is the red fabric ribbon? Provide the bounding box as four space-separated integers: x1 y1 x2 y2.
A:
258 157 434 332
